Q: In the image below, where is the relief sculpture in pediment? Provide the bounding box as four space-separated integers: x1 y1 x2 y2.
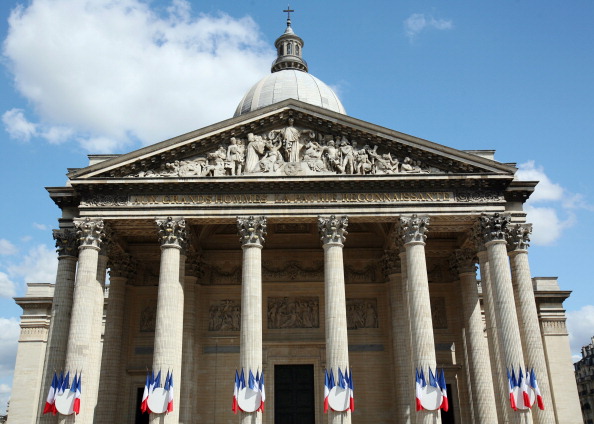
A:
125 118 444 178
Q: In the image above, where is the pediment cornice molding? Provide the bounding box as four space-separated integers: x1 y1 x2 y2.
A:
67 100 516 181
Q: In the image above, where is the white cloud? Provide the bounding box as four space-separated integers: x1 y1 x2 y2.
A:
2 0 275 153
7 244 57 286
0 383 10 416
0 240 17 255
32 223 48 231
516 161 585 246
404 13 453 41
0 272 16 298
567 305 594 359
2 108 37 141
516 160 564 203
0 317 19 378
523 205 574 246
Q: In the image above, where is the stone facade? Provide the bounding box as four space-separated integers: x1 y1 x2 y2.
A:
575 336 594 423
7 16 583 424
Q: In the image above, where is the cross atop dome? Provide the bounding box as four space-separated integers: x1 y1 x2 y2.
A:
271 6 308 73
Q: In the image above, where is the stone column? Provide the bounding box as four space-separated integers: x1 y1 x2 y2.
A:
150 217 187 424
38 228 78 423
399 215 439 424
475 243 509 422
451 249 497 424
479 213 532 424
385 248 412 423
508 224 555 424
95 251 135 423
58 218 106 424
237 216 267 424
180 252 199 424
318 215 351 424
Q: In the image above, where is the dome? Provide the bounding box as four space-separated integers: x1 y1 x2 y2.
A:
233 69 346 117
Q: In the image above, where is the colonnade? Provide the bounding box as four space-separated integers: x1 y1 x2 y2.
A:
39 212 553 423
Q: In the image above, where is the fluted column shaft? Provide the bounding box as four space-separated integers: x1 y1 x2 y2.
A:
180 270 197 423
150 217 187 424
238 216 267 424
386 249 412 422
59 218 106 424
318 215 351 424
96 253 133 423
480 213 532 424
477 250 509 422
453 250 497 423
399 215 439 424
508 224 555 424
39 229 78 423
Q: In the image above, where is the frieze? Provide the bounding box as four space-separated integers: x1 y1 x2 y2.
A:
78 190 507 208
262 260 324 282
455 191 504 202
117 120 447 178
267 296 319 329
209 300 241 331
346 299 378 330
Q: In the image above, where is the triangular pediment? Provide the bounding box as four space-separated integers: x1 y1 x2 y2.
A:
68 99 516 181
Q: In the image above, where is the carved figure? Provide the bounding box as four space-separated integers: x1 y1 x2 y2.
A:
226 137 245 176
339 138 355 174
259 139 285 172
346 299 379 330
245 133 267 173
303 140 326 171
209 300 240 331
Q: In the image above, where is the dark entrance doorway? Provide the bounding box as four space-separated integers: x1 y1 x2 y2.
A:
274 364 316 424
441 383 456 424
134 387 149 424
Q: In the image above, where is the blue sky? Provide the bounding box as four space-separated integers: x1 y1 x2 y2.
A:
1 0 593 414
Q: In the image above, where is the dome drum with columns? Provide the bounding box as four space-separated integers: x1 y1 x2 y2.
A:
8 10 582 424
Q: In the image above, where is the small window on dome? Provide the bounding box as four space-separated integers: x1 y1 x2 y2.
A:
287 43 292 55
296 45 300 55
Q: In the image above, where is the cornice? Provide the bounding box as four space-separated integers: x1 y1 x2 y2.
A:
66 100 517 180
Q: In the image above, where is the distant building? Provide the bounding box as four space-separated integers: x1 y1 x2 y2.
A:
575 336 594 423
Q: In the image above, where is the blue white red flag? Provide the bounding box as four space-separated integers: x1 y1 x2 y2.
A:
153 370 161 392
324 369 335 413
141 371 151 414
239 368 246 389
415 369 426 412
529 368 544 410
258 371 266 412
338 368 346 389
507 368 518 411
346 368 354 412
72 373 81 414
232 370 240 414
58 371 70 396
438 369 448 412
428 367 438 388
248 370 256 390
165 371 174 413
519 367 530 408
42 372 59 415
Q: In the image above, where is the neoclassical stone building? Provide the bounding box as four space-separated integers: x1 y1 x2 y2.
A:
9 15 582 424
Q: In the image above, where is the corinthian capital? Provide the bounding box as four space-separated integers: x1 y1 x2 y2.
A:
74 218 106 249
449 249 477 275
507 223 532 251
237 216 267 246
53 228 79 257
399 214 429 245
156 216 188 248
478 213 511 244
318 215 348 245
